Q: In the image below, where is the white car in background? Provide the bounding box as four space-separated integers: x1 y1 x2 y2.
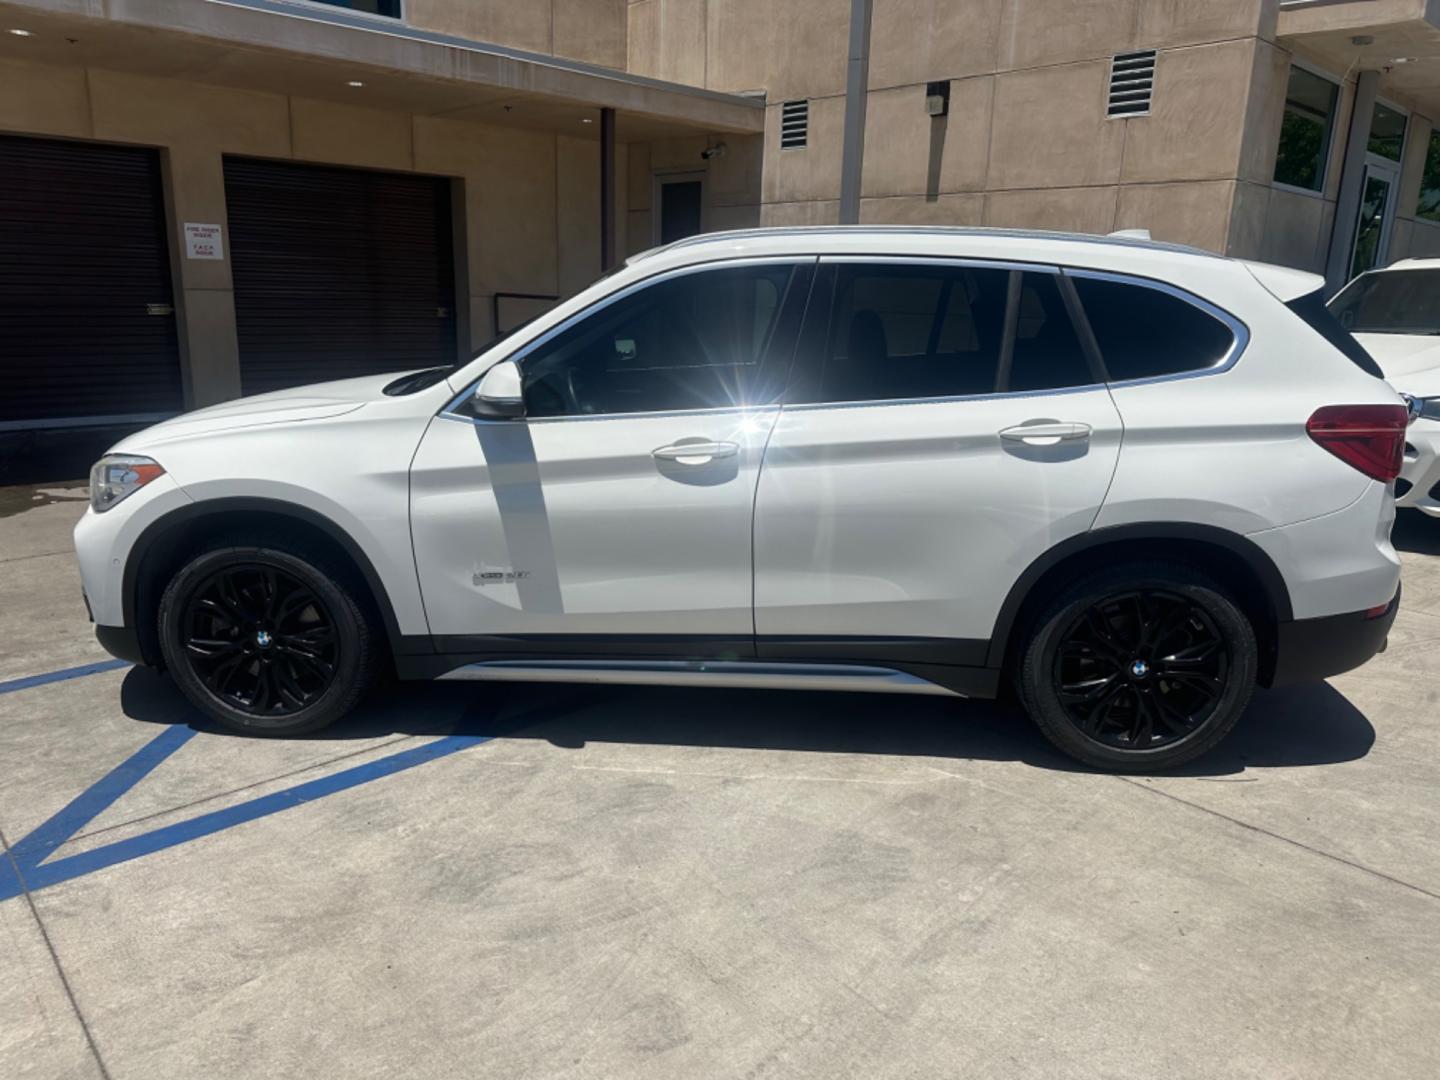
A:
1330 259 1440 517
75 227 1408 773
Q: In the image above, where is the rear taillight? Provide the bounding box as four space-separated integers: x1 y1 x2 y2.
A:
1306 405 1409 482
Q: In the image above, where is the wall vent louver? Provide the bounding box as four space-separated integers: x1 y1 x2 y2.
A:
780 100 809 149
1107 49 1156 117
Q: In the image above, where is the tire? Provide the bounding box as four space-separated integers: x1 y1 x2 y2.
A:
1017 562 1257 772
157 538 377 736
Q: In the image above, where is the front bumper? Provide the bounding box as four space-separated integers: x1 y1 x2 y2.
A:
1398 417 1440 517
1268 588 1400 686
95 624 147 665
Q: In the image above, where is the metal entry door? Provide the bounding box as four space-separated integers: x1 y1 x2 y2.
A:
223 157 459 396
0 134 181 431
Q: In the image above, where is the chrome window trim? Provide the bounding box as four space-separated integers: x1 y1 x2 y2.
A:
438 403 778 427
439 256 813 423
1061 267 1251 388
816 254 1061 274
780 381 1110 414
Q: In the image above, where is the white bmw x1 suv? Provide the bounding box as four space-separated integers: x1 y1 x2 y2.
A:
76 227 1407 772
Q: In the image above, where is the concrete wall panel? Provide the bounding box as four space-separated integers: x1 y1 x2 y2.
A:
859 192 986 225
860 78 993 198
1401 218 1440 259
407 0 553 56
0 58 90 139
1114 180 1235 253
988 62 1124 190
413 116 559 304
996 0 1138 71
982 185 1118 234
868 0 1004 89
554 0 628 69
1226 180 1270 260
762 95 845 203
1258 187 1329 270
290 99 413 171
761 199 841 226
88 70 290 157
1137 0 1271 49
1120 41 1254 184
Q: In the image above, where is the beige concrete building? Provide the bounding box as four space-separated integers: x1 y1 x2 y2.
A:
3 0 1440 444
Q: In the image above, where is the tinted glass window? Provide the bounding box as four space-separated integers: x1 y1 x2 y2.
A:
1329 270 1440 337
812 265 1091 403
1073 277 1235 381
520 264 794 418
1007 273 1093 393
1368 102 1407 163
1273 66 1338 192
1418 130 1440 223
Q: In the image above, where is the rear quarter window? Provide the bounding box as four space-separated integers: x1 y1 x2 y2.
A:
1070 275 1236 382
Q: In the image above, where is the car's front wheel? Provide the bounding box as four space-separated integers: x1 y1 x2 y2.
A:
157 539 376 736
1018 562 1258 772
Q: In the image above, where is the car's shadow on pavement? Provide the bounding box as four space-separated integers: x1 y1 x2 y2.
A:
120 666 1374 778
1393 509 1440 555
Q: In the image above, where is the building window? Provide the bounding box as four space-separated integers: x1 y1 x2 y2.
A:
1273 65 1338 192
1417 130 1440 222
1368 102 1407 162
307 0 402 17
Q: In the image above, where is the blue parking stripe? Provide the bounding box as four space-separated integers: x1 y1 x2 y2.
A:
0 659 131 696
7 724 198 868
0 731 493 902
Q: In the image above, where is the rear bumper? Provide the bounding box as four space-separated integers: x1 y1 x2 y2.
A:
1268 588 1399 687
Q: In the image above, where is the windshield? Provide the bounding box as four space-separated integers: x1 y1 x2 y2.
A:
1328 269 1440 335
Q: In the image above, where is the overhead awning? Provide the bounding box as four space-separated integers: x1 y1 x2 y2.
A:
0 0 766 141
1279 0 1440 118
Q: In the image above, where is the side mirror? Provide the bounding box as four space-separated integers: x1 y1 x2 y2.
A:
472 360 525 419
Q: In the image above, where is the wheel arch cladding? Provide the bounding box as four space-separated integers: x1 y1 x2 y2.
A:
990 523 1293 684
124 497 411 670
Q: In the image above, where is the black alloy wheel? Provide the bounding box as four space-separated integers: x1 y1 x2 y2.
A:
158 540 376 736
1054 589 1228 751
181 563 339 717
1019 562 1257 772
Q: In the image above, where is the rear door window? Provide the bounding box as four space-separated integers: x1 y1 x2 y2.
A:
1070 275 1236 382
793 263 1095 404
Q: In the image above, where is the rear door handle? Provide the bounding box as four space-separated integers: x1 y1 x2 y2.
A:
652 440 740 464
998 421 1092 446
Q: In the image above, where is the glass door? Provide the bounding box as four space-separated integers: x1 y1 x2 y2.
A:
1350 162 1399 278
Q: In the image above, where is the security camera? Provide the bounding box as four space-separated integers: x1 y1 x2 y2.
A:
700 143 728 161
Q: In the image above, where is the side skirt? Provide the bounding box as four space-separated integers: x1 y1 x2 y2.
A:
434 659 991 698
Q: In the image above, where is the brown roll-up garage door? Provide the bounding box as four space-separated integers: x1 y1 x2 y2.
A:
223 157 458 396
0 134 182 428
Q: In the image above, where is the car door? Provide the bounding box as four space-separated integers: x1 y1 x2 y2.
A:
409 258 812 653
752 257 1124 668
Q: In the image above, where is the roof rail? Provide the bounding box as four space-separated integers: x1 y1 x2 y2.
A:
630 225 1218 263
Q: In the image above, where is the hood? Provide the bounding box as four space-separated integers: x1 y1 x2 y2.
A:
1352 333 1440 396
111 371 411 448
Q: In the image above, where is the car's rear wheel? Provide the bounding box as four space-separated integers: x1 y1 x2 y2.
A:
1018 563 1257 772
158 540 376 736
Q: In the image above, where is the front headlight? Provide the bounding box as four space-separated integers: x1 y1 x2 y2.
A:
89 455 165 513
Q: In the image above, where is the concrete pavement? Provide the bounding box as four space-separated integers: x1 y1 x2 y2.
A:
2 485 1438 1079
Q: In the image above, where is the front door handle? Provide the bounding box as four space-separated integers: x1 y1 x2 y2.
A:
652 440 740 464
998 421 1092 446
